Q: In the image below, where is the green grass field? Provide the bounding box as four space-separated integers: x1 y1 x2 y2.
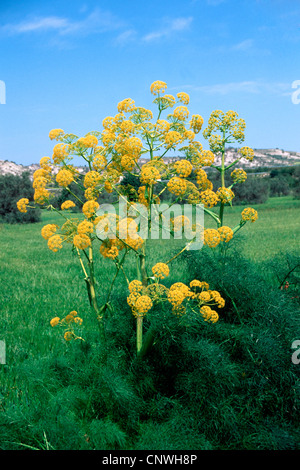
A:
0 195 299 450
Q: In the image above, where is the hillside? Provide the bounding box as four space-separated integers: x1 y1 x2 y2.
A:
1 148 299 178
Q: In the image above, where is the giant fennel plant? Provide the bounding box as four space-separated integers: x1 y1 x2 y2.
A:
17 80 258 357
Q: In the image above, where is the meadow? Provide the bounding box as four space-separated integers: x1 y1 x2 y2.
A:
0 195 299 450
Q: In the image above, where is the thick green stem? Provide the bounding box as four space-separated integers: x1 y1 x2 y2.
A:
87 245 105 338
136 316 143 354
219 133 226 226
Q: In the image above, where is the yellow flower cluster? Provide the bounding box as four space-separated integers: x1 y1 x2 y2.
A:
52 143 69 164
217 226 233 242
216 187 235 204
82 200 99 219
41 224 58 240
172 215 190 233
34 188 50 205
200 189 219 208
155 119 170 134
150 80 167 95
241 207 258 222
167 288 186 308
40 156 51 170
203 110 246 146
93 154 107 171
61 200 76 210
200 306 219 323
77 220 94 235
239 146 254 161
16 198 29 213
77 134 98 148
129 279 143 293
203 229 221 248
189 279 209 291
100 239 120 259
195 168 210 189
197 150 215 168
49 129 65 141
84 170 102 188
127 290 153 317
73 234 91 250
231 168 247 183
117 98 136 113
56 169 74 187
50 310 84 342
173 106 189 120
167 177 187 197
164 130 182 149
177 92 190 105
140 165 160 185
173 159 193 177
135 295 153 315
190 115 204 134
48 234 63 252
152 262 169 280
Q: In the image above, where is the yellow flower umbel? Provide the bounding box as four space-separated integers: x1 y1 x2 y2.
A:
140 165 160 185
200 189 219 208
77 220 94 235
16 198 29 213
173 159 193 178
200 306 219 323
173 105 189 121
150 80 167 95
190 115 204 134
61 200 76 210
164 131 182 149
56 169 74 187
177 92 190 105
82 200 99 219
204 229 221 248
52 143 69 164
48 235 63 252
49 129 64 141
167 177 187 197
41 224 58 240
216 187 235 205
134 295 153 316
73 234 91 250
217 226 233 243
50 309 84 342
231 168 247 184
239 146 254 161
241 207 258 223
152 262 170 280
129 280 143 293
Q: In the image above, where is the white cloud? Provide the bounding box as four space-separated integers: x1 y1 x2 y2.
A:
1 8 123 37
232 39 254 51
176 80 291 96
115 29 137 45
206 0 226 5
142 16 193 42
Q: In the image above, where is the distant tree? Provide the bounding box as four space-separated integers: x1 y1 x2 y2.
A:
209 172 270 204
292 166 300 199
51 176 84 212
269 175 290 197
0 172 41 223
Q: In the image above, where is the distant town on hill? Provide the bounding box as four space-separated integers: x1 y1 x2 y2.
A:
0 147 300 178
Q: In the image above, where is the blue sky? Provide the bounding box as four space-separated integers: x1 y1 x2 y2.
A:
0 0 299 165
